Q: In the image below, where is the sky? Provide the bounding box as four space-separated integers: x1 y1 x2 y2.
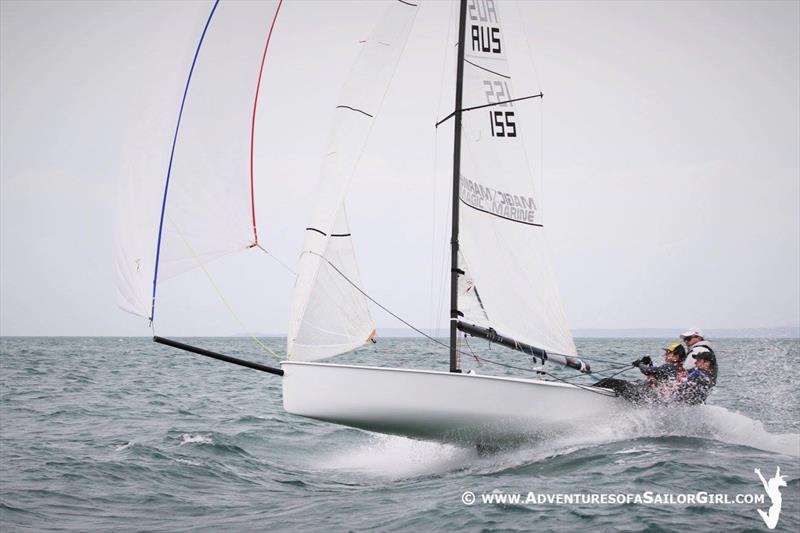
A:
1 0 798 337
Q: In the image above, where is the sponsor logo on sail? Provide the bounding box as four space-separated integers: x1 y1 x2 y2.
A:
459 176 538 224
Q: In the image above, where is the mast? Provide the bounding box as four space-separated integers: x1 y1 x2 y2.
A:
449 0 468 373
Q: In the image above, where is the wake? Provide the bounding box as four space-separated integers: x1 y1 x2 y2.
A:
585 404 800 457
311 404 799 480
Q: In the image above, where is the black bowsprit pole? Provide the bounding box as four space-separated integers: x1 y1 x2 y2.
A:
153 336 284 376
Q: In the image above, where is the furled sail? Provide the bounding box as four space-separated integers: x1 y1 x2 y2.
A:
287 1 419 360
115 2 277 321
457 0 576 356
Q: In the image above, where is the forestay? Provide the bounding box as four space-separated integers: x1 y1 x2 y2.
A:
457 0 576 356
287 1 419 361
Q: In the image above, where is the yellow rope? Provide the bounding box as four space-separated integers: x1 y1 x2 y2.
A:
165 214 282 361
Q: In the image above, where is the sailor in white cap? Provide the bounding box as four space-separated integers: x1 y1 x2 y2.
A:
680 328 717 385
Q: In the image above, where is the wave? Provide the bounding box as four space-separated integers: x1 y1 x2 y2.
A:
179 433 214 446
173 457 202 466
310 435 475 480
566 404 800 457
115 441 134 451
167 431 252 457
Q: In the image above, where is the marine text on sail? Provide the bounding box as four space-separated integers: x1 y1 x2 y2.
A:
460 176 538 224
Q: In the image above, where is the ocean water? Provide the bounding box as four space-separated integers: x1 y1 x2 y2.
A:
1 336 798 532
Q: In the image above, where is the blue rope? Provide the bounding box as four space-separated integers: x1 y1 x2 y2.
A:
149 0 221 323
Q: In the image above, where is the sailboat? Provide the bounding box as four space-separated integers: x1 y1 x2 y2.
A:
116 0 622 447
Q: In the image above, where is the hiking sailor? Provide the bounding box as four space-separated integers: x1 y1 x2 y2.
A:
680 327 717 385
674 349 715 404
593 344 687 403
633 342 688 399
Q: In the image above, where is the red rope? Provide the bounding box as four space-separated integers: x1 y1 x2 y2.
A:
249 0 283 246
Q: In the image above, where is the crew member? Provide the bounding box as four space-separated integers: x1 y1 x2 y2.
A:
633 343 688 398
680 327 717 385
675 351 715 404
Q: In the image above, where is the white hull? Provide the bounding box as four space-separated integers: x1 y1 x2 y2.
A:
281 361 622 445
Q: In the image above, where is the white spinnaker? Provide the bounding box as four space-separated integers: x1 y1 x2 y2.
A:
457 1 576 356
115 2 275 320
115 132 170 318
287 1 418 361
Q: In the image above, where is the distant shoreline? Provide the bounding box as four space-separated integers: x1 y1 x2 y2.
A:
2 326 798 339
572 327 800 339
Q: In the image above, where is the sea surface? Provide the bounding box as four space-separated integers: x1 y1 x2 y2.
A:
1 336 798 532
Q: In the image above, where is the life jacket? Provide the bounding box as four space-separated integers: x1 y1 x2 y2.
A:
677 367 714 404
688 341 717 384
651 362 687 400
674 363 688 384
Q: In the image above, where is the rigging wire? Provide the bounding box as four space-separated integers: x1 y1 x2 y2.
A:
305 250 445 346
255 244 296 276
429 0 456 339
511 0 547 221
434 194 451 344
305 250 624 398
462 334 483 366
290 3 421 334
167 214 282 361
549 362 633 382
591 365 635 381
512 0 544 95
458 339 617 397
567 354 629 368
461 330 625 389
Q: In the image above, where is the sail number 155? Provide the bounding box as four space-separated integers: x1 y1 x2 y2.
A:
490 110 516 137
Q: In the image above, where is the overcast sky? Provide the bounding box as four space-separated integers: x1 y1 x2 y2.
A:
1 0 798 337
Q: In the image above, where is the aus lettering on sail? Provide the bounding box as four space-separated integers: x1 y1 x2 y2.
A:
467 0 516 138
468 0 501 54
460 176 539 225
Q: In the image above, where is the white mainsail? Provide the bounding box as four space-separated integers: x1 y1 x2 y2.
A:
457 0 577 356
287 1 419 361
458 251 490 327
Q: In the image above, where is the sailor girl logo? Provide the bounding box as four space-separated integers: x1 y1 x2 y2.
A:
754 467 787 529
